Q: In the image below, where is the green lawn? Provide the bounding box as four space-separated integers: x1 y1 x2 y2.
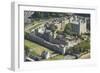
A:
47 55 64 60
24 23 42 33
24 39 53 56
79 40 90 49
24 20 43 33
70 39 90 55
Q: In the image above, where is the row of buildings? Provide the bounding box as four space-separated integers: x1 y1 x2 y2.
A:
25 11 90 35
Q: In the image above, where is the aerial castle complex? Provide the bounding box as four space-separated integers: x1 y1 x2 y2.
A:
24 12 90 61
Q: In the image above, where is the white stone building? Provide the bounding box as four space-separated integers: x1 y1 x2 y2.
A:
69 15 88 34
41 51 50 59
24 11 34 24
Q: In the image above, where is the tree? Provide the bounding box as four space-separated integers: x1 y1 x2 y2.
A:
63 23 72 35
24 45 30 57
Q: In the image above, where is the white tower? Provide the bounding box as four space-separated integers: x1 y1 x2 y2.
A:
79 18 87 34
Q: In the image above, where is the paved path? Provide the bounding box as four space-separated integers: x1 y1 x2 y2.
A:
79 53 90 59
64 55 76 59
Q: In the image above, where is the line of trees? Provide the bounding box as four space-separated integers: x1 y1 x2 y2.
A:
31 12 69 19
